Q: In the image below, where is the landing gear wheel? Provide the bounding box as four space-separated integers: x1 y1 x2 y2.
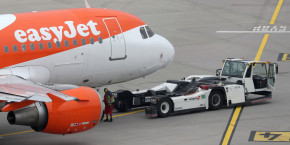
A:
157 98 172 118
209 91 223 110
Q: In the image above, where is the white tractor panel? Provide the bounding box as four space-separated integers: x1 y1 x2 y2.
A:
225 85 245 104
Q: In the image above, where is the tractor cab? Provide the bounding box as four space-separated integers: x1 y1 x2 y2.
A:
219 59 277 93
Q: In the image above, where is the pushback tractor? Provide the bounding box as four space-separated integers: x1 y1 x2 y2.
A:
113 58 277 118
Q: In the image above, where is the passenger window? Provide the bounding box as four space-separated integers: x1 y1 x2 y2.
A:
73 39 78 46
47 42 52 49
56 41 61 48
31 43 35 50
21 44 26 51
13 45 17 52
4 46 8 53
98 37 103 44
140 27 148 39
65 40 69 47
82 38 86 45
145 26 155 37
90 37 94 44
39 43 43 49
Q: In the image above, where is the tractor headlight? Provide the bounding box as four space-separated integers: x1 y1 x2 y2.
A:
150 98 158 104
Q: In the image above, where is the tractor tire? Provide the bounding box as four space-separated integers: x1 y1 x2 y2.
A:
209 91 223 110
157 98 172 118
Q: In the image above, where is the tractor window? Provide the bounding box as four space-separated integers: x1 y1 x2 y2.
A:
268 64 275 78
252 63 267 77
174 82 190 93
173 82 198 95
221 61 247 78
252 63 268 89
245 64 252 78
268 64 275 87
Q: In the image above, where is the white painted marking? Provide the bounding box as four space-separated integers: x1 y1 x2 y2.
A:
216 31 290 34
0 14 16 31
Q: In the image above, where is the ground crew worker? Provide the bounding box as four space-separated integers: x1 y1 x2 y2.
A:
103 88 114 122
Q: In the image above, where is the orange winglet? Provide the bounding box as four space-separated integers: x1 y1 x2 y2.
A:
2 100 35 112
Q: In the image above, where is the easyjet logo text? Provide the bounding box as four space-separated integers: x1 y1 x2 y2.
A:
14 20 101 43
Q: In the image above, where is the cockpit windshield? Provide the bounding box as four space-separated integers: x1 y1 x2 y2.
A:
221 61 247 78
140 26 155 39
145 26 155 37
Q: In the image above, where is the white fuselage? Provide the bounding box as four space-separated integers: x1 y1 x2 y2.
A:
0 26 174 87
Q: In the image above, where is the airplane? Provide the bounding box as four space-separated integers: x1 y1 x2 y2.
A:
0 2 175 135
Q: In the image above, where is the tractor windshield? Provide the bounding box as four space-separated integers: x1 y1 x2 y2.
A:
221 61 247 78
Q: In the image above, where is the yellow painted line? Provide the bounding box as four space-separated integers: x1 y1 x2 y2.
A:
0 130 34 137
254 0 283 61
103 109 145 119
221 106 243 145
112 109 144 118
249 131 290 142
254 34 269 61
221 1 284 144
278 53 290 61
282 53 288 61
270 0 284 25
0 109 144 137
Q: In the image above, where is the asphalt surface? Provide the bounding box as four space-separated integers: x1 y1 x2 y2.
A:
0 0 290 145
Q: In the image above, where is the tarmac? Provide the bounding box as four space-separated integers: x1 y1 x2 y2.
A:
0 0 290 145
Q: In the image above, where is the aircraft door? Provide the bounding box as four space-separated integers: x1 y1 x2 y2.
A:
268 63 276 90
103 18 127 60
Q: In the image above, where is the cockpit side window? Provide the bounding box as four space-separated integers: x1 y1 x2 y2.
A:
140 27 148 39
145 26 155 37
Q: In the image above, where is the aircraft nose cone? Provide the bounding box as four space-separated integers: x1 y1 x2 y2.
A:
166 39 175 63
160 35 175 65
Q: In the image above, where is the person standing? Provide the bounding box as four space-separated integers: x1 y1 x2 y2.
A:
103 88 114 122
